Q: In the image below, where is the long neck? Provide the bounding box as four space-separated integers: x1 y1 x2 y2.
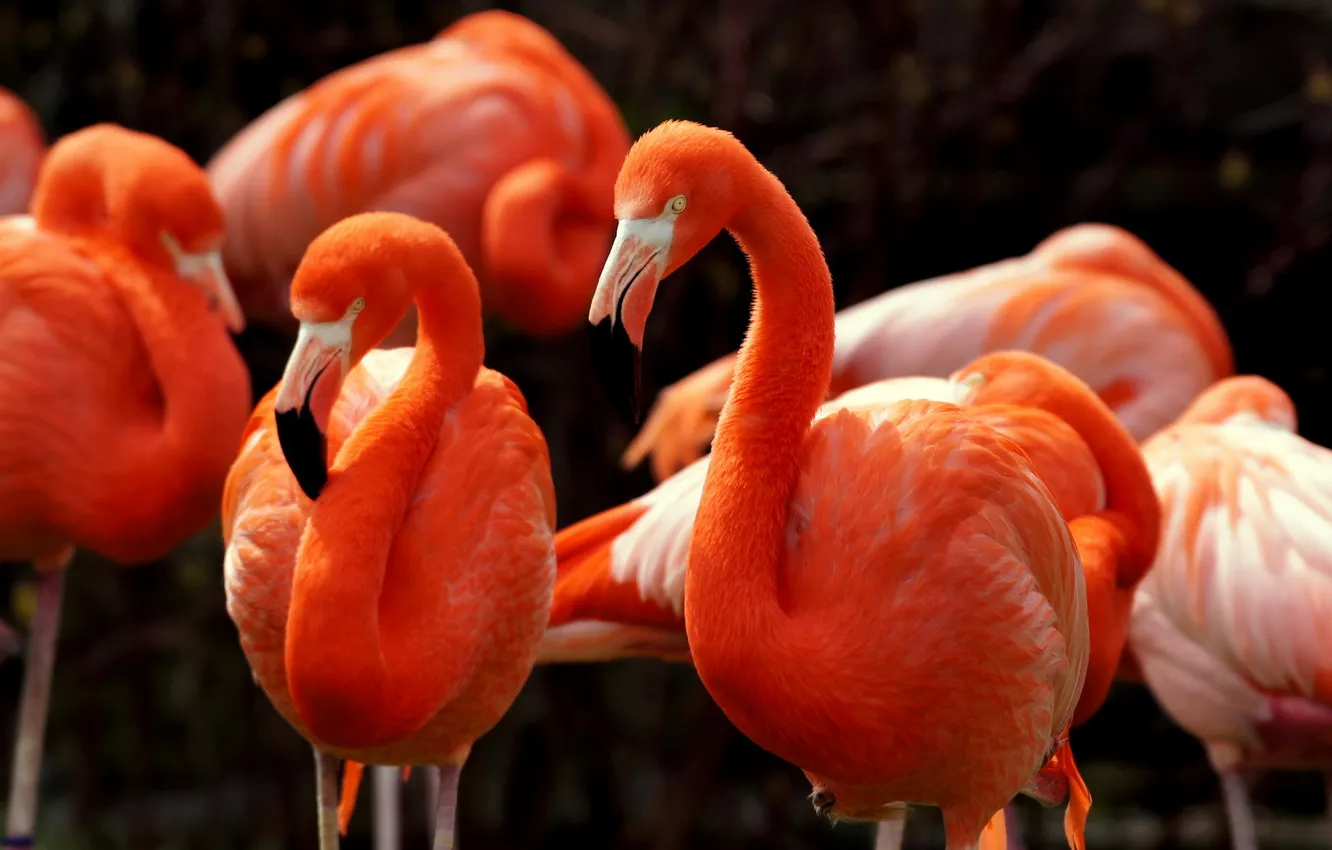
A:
92 241 250 516
285 282 485 749
485 163 617 336
989 376 1161 587
685 168 836 649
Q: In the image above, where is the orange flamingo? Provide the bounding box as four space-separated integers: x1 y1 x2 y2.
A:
0 87 44 216
1127 376 1332 850
623 221 1232 482
542 358 1159 848
0 123 250 846
221 211 558 850
207 9 630 344
578 118 1114 849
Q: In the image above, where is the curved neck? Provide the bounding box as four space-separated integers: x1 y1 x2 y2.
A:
484 160 615 336
285 280 485 749
87 240 248 508
685 167 836 646
482 60 627 337
979 376 1161 587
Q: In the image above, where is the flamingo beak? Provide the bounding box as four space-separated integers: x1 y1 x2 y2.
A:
274 320 352 500
162 234 247 333
587 216 674 423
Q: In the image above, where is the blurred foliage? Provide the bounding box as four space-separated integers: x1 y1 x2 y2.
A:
1 0 1331 847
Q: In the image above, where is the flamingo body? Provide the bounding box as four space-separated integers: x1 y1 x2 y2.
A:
223 350 557 765
220 212 557 850
0 219 248 561
1130 376 1332 772
207 10 629 339
0 122 250 563
540 376 1104 664
0 123 250 847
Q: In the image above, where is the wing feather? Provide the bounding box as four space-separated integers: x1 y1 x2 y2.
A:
1137 421 1332 703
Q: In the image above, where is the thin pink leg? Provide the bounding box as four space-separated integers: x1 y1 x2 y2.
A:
314 748 340 850
3 551 71 848
431 763 462 850
1218 768 1258 850
371 764 401 850
873 810 906 849
424 767 440 834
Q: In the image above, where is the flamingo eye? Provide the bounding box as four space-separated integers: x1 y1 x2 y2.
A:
668 195 687 214
349 297 366 314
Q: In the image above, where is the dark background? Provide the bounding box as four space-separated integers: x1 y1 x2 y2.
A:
1 0 1330 847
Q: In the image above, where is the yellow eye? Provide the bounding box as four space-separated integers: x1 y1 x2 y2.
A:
350 297 366 314
668 195 687 214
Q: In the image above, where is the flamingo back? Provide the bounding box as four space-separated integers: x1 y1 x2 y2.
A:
223 348 557 764
836 260 1223 442
208 25 614 327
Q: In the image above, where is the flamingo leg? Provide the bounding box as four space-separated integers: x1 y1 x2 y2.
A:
424 766 441 834
3 551 70 848
1218 768 1258 850
873 811 906 850
315 749 341 850
372 764 401 850
430 763 461 850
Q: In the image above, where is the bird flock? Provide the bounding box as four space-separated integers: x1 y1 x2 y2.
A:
0 10 1328 850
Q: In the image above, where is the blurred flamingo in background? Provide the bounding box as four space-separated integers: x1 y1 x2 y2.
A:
207 9 630 345
1127 376 1332 850
221 212 558 850
623 222 1233 483
0 87 44 215
0 124 251 846
571 118 1105 850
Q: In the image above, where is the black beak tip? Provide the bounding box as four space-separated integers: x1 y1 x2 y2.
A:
274 406 328 501
588 317 642 425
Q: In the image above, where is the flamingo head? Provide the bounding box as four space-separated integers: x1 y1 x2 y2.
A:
40 125 247 333
274 212 475 500
588 120 746 421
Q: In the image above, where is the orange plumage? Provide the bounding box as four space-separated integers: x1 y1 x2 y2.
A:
0 123 250 845
221 212 557 849
207 10 630 342
578 119 1109 850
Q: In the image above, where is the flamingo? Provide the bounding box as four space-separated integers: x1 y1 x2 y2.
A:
540 356 1161 848
0 123 251 846
1127 376 1332 850
207 9 630 345
622 221 1232 483
0 88 43 217
571 117 1124 850
221 211 558 850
